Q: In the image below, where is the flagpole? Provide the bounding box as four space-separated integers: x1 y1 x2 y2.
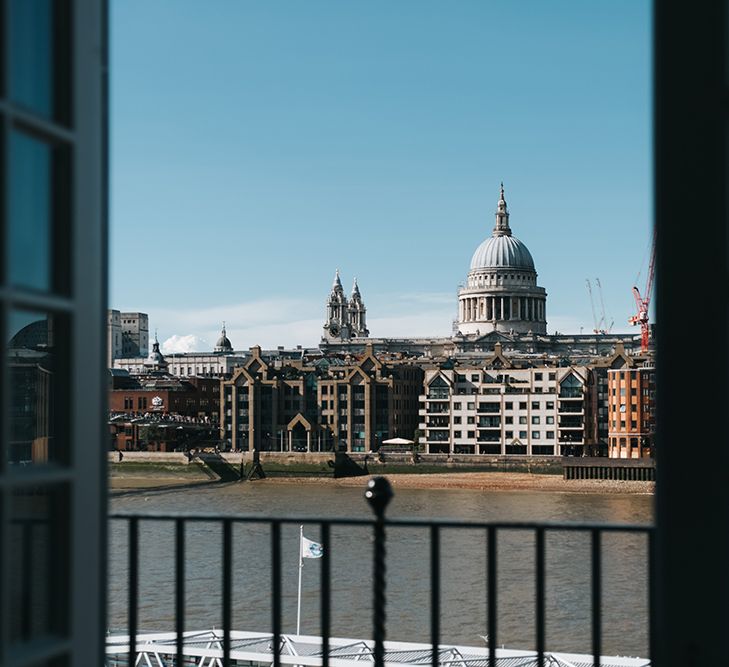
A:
296 524 304 636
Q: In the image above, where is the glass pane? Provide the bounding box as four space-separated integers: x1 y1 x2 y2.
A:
7 309 69 466
7 484 70 644
8 131 52 292
9 0 53 118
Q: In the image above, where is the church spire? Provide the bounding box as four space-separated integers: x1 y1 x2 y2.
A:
332 268 343 290
351 277 360 298
493 182 511 237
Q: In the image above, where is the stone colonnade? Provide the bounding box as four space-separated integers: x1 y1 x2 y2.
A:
459 295 545 322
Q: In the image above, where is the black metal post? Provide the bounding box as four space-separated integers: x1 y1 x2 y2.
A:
591 529 602 667
430 525 440 667
365 477 393 667
176 519 185 667
222 519 232 667
128 517 138 667
321 522 331 667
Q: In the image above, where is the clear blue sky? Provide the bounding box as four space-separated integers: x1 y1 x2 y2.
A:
110 1 652 352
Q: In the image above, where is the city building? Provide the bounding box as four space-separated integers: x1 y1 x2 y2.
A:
120 311 149 357
418 347 593 456
113 324 247 376
107 309 150 361
108 309 122 365
108 374 221 422
607 364 655 458
222 345 422 453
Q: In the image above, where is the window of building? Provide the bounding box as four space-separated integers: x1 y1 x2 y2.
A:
532 416 540 424
467 416 475 424
505 430 513 438
535 373 543 381
546 416 554 424
467 402 475 410
532 431 541 439
519 431 528 439
531 401 539 409
454 430 462 438
471 374 479 382
519 416 527 424
505 401 513 409
549 373 556 381
453 402 461 410
546 431 555 439
546 401 554 410
519 401 527 409
467 431 475 438
505 416 513 424
454 416 462 424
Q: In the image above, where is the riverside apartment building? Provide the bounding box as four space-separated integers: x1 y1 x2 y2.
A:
419 352 593 456
222 345 423 452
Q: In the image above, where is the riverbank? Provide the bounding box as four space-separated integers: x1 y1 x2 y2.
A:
109 464 654 494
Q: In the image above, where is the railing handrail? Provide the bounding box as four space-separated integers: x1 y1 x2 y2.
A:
108 512 653 532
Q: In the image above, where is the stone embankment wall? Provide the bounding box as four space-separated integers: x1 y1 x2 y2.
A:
107 451 564 473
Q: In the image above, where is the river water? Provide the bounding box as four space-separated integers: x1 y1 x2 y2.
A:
108 481 653 658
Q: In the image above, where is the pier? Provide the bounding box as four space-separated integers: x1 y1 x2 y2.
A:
105 629 650 667
562 457 655 481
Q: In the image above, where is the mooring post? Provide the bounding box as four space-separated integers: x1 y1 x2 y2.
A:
365 476 393 667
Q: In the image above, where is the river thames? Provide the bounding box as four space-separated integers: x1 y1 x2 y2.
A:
108 480 652 658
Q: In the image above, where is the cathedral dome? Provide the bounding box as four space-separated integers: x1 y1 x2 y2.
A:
469 183 535 271
214 323 233 352
470 234 535 271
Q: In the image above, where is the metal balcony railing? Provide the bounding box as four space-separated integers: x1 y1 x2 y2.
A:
109 478 654 667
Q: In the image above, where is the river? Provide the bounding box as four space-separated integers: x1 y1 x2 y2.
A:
108 480 653 658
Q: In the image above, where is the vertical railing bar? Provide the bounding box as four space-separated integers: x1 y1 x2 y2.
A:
272 520 282 667
321 522 331 667
21 521 32 640
129 517 139 667
176 518 185 667
647 528 655 664
222 519 232 667
430 525 441 667
591 529 602 667
535 527 545 667
487 526 497 667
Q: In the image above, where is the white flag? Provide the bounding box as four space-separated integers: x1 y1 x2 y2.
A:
301 536 323 559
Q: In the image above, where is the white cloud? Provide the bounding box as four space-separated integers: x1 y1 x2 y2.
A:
161 334 207 354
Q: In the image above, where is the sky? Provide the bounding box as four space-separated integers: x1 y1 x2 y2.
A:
110 1 652 353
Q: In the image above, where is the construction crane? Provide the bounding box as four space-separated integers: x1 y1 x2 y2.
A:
629 233 656 352
595 278 613 333
585 279 600 334
586 278 613 334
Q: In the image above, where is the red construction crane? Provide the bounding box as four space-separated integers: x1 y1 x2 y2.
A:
629 233 656 352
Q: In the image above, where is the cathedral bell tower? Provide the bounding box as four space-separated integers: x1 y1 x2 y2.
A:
323 269 349 340
323 270 369 341
348 278 369 337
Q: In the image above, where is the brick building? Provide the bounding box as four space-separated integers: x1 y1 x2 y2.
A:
221 345 423 453
607 363 655 458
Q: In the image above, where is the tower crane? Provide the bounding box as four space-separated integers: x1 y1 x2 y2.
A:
595 278 614 333
585 279 600 334
629 233 656 352
586 278 613 334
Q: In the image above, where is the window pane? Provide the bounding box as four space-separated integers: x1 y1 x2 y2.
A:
7 484 70 644
9 0 53 117
7 309 69 466
9 132 51 291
